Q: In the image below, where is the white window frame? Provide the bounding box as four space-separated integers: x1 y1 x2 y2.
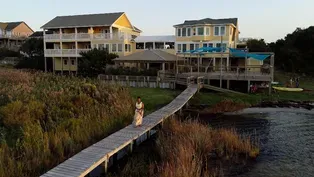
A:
177 44 182 52
112 44 117 52
189 43 194 51
205 27 210 36
177 28 181 37
197 27 204 36
104 43 110 52
214 26 226 36
118 44 123 52
182 28 187 37
187 28 191 36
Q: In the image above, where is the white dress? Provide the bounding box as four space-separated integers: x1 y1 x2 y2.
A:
133 102 143 127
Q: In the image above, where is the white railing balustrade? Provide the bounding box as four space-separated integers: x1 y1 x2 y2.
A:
62 33 76 40
93 33 111 40
62 49 76 56
44 32 129 41
44 34 60 40
45 49 61 55
77 33 91 40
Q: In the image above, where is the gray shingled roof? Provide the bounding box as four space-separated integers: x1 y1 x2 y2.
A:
174 18 238 27
41 12 124 29
114 50 184 62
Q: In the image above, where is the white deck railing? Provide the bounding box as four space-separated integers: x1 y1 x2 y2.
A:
44 32 131 41
44 49 92 57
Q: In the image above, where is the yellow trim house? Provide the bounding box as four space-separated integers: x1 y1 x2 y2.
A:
41 12 141 73
173 17 240 69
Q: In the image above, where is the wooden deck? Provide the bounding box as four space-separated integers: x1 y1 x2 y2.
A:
41 84 199 177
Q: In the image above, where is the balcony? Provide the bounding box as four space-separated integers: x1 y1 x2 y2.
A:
44 49 91 57
44 32 130 41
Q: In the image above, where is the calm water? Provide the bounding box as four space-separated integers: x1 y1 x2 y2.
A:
203 108 314 177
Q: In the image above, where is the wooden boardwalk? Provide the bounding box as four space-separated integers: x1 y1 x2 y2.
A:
41 84 199 177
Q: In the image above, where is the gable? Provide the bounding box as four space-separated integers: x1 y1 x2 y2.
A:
11 22 34 35
113 13 133 29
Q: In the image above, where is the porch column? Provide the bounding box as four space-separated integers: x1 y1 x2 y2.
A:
75 28 78 39
226 56 229 71
61 58 64 75
146 63 150 70
53 58 55 74
164 42 166 49
144 42 146 49
270 54 275 82
153 42 156 50
59 28 62 39
162 63 165 71
75 57 78 75
213 57 216 71
43 30 47 72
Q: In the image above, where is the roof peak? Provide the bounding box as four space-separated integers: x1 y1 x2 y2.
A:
56 12 124 18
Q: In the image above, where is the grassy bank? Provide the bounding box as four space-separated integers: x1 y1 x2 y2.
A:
129 88 180 114
0 69 135 177
108 118 259 177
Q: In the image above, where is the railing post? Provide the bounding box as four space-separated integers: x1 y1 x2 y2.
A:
126 76 129 87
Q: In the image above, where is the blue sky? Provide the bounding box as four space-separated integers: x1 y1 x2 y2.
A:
1 0 313 42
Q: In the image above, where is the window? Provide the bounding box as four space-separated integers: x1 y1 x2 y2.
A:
214 26 220 36
216 43 221 48
197 27 204 35
208 43 213 47
214 26 226 36
112 44 117 52
187 28 191 36
182 28 186 37
203 43 207 48
221 26 226 36
177 44 182 52
129 44 131 52
71 59 75 65
195 43 200 49
98 44 105 49
177 28 181 36
64 59 68 65
124 44 131 52
205 27 210 36
118 44 123 52
222 43 227 49
182 44 187 52
105 44 110 52
93 44 97 49
190 44 194 51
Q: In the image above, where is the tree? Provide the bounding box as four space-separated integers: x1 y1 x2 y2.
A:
246 39 269 52
20 38 44 57
268 26 314 74
15 38 46 71
78 48 118 77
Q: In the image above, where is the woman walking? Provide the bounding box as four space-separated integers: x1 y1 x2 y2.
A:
133 97 144 127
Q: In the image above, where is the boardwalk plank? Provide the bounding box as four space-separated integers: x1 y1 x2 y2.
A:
40 85 198 177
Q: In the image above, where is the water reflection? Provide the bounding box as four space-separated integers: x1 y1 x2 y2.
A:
199 109 314 177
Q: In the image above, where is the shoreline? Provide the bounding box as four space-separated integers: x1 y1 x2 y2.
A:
188 100 314 114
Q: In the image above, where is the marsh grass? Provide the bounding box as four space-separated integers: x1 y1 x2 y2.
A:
109 118 259 177
0 69 134 177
